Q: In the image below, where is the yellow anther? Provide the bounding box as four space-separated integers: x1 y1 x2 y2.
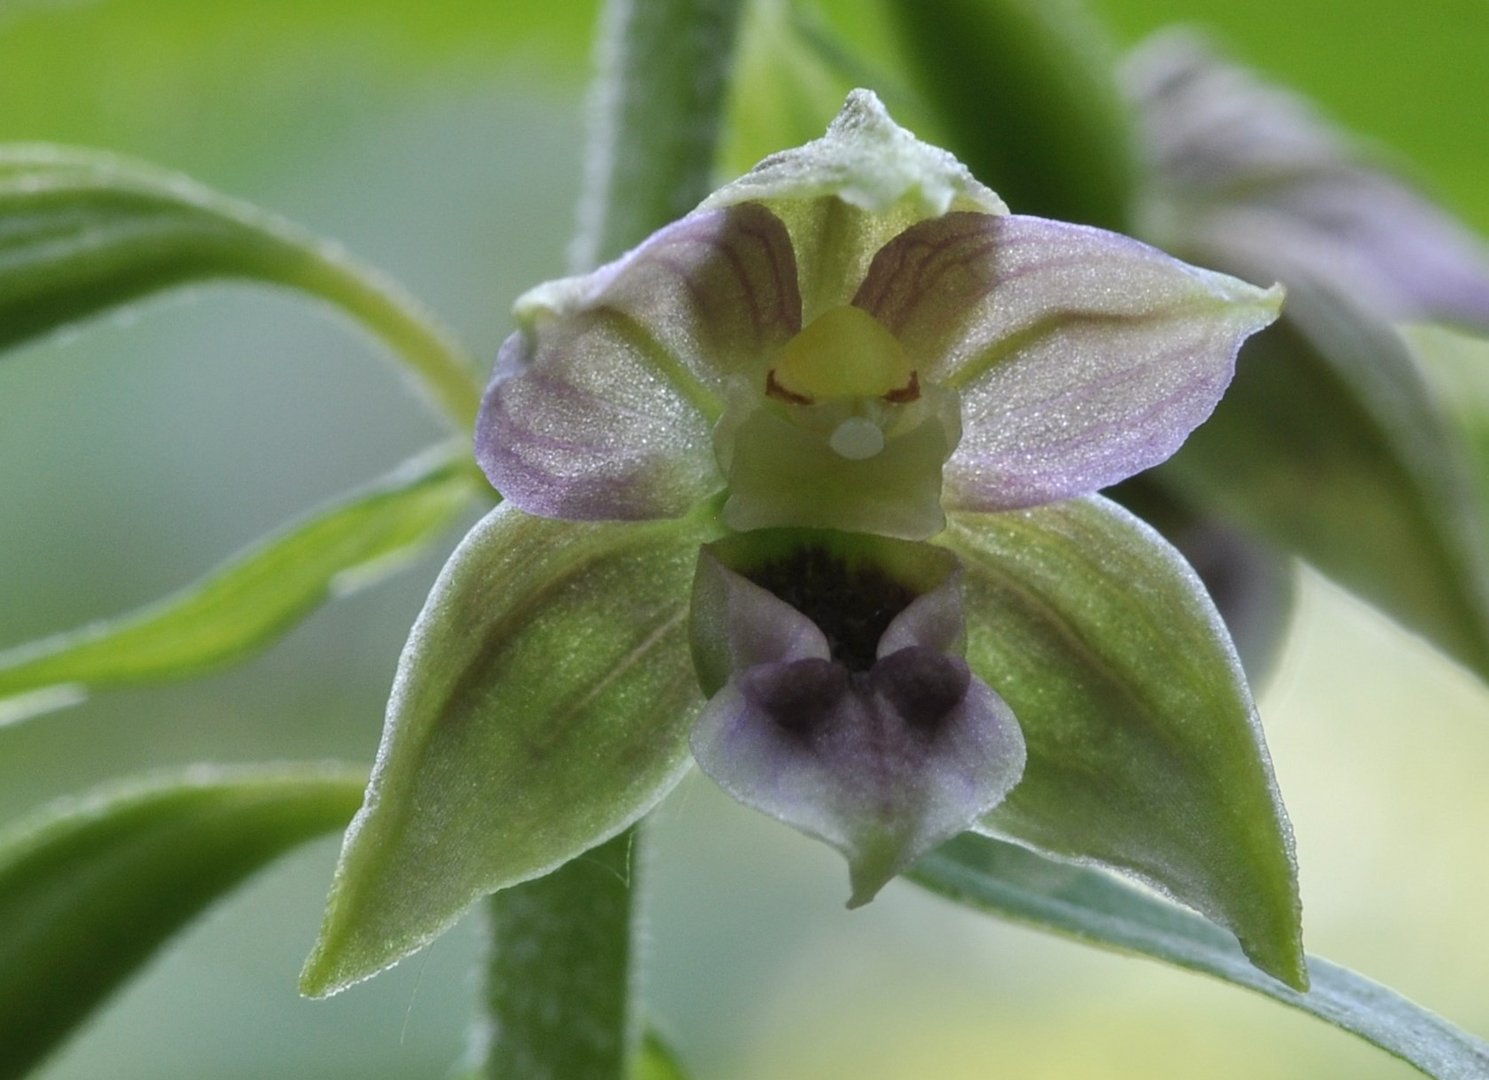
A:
770 305 914 403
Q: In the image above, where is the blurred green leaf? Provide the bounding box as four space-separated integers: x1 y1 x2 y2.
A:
943 495 1304 987
1410 324 1489 511
0 764 364 1080
0 145 481 428
883 0 1141 230
911 833 1489 1080
0 446 479 727
0 1 598 152
1159 284 1489 683
634 1029 690 1080
301 505 716 997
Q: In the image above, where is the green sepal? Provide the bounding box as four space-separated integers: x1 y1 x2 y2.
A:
0 145 479 428
635 1029 691 1080
1158 283 1489 683
1109 475 1296 687
942 495 1304 987
911 834 1489 1080
301 505 718 997
0 764 364 1080
883 0 1142 231
0 445 478 727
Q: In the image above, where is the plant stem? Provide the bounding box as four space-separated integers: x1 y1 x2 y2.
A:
480 830 643 1080
479 0 745 1076
571 0 746 272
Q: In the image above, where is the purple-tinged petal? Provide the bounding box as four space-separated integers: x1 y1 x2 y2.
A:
688 536 1025 904
704 89 1008 321
476 204 801 520
689 544 829 697
693 642 1024 909
1127 32 1489 329
854 212 1281 510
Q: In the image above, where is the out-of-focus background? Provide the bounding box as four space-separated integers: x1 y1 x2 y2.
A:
1 1 1486 1077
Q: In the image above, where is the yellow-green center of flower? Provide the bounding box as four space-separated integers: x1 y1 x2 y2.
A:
713 303 958 540
767 306 919 462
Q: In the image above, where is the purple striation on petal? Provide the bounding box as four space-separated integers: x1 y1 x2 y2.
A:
1127 32 1489 329
855 212 1280 511
689 544 1025 905
476 204 801 520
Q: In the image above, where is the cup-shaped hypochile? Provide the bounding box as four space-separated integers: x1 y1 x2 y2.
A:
689 529 1026 905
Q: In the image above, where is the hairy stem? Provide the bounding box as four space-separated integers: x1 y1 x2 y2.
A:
479 0 746 1075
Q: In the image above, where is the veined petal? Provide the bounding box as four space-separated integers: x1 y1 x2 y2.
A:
1128 31 1489 330
476 204 801 520
854 212 1281 510
705 90 1008 322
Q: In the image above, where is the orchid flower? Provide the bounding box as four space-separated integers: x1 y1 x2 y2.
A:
303 92 1303 995
474 90 1280 901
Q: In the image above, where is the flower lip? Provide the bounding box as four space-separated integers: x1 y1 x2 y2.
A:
743 542 920 673
740 657 849 733
871 645 971 731
687 528 1026 905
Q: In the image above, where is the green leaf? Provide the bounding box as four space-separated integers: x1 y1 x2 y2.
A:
0 446 479 727
634 1029 691 1080
482 829 641 1080
911 834 1489 1080
301 505 717 997
942 495 1304 987
881 0 1142 231
0 145 481 429
0 764 364 1080
1158 283 1489 683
